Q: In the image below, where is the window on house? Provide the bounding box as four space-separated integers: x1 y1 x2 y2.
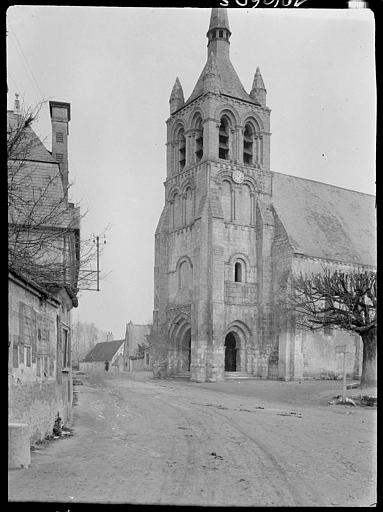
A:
243 123 253 165
13 344 18 368
19 344 25 365
234 262 242 282
56 132 64 143
26 346 31 367
56 153 64 162
49 358 54 377
219 30 223 37
63 329 70 368
43 356 48 377
219 117 229 160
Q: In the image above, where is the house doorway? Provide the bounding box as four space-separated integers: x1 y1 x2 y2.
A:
225 332 237 371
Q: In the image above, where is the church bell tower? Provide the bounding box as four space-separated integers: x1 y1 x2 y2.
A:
153 8 275 382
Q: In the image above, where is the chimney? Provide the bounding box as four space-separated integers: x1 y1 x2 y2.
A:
49 101 71 196
14 93 20 114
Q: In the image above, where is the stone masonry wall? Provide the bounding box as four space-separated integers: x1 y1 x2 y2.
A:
8 277 72 443
8 375 71 444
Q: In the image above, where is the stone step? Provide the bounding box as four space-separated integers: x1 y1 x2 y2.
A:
224 372 255 379
172 372 191 379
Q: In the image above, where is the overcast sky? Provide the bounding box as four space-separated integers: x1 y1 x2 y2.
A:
7 6 376 339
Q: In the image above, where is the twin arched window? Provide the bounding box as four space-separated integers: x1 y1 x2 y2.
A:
217 115 263 165
221 180 254 225
172 117 204 174
172 115 263 172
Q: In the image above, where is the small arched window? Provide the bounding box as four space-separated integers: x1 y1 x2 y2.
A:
234 261 242 283
219 117 229 160
243 123 253 165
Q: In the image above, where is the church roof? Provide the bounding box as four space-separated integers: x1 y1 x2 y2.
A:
186 53 256 106
7 111 57 164
272 172 376 267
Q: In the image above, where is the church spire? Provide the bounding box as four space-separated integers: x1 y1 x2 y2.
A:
250 67 267 106
206 8 231 59
185 8 256 106
208 8 231 33
169 77 184 114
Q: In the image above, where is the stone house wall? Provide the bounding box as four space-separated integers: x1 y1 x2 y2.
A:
8 274 73 443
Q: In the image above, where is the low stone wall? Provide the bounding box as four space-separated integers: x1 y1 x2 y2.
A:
302 331 362 380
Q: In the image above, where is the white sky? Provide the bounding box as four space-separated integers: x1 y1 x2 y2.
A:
7 6 376 339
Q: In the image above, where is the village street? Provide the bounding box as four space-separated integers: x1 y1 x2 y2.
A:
8 372 376 507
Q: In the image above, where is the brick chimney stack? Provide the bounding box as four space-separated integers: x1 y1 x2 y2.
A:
49 101 71 196
14 93 20 114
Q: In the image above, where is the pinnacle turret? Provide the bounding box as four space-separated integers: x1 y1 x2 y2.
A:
250 67 267 106
169 77 185 114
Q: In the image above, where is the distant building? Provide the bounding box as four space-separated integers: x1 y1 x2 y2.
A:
8 98 80 442
80 339 125 373
152 8 376 382
123 322 152 371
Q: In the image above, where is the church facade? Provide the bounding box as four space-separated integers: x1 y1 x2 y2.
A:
152 9 376 383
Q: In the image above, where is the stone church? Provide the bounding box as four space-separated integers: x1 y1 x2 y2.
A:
152 8 376 382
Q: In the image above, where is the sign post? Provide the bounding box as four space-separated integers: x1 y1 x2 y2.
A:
336 345 347 402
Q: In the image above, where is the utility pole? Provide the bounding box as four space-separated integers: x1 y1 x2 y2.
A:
78 233 106 291
96 235 100 292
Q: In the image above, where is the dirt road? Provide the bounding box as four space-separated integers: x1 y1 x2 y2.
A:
8 372 376 506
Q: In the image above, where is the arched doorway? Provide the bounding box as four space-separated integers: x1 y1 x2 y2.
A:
182 329 191 371
169 315 192 375
180 328 191 371
225 332 237 371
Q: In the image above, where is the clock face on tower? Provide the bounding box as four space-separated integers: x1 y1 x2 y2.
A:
232 169 244 184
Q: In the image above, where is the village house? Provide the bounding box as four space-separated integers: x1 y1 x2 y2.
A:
151 8 376 383
80 339 125 373
123 321 152 372
8 97 80 443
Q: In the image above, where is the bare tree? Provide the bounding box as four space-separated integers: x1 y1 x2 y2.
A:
284 268 376 388
8 101 104 294
71 320 110 368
